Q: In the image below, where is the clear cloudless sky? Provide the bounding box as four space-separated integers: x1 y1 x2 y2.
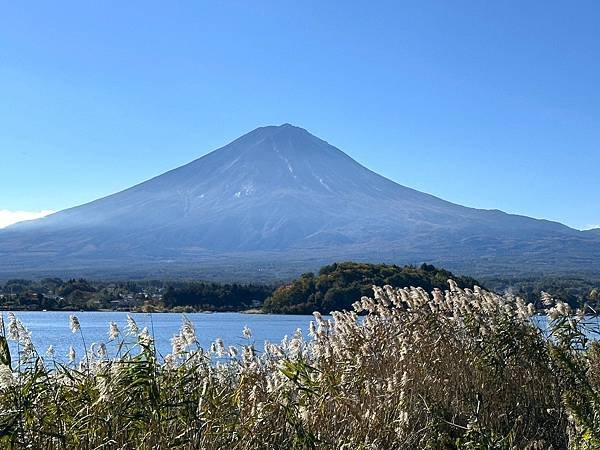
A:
0 1 599 229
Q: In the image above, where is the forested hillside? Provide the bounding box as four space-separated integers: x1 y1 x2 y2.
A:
162 282 273 311
262 262 480 314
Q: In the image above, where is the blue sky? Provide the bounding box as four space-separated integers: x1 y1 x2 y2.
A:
1 1 599 229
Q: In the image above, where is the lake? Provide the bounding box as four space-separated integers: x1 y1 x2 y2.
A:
2 311 319 363
5 312 599 365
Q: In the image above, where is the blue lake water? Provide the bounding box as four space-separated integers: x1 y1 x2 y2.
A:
2 311 319 363
5 312 599 365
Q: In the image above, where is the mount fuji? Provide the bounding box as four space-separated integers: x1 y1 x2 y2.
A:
1 124 599 279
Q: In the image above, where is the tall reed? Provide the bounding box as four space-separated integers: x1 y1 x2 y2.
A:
0 282 598 449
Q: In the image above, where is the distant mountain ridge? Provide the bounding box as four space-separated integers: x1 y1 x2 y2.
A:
1 123 599 280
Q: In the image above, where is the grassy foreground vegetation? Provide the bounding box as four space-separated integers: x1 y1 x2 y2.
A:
1 282 600 448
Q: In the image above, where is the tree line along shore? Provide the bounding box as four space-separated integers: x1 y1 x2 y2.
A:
1 262 599 314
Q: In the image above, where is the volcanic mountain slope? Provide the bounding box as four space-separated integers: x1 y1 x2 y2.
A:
1 124 599 278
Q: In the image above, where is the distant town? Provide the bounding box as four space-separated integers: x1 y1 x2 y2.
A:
0 277 271 312
0 278 166 311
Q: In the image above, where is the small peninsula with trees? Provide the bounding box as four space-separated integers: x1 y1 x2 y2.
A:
1 262 599 314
